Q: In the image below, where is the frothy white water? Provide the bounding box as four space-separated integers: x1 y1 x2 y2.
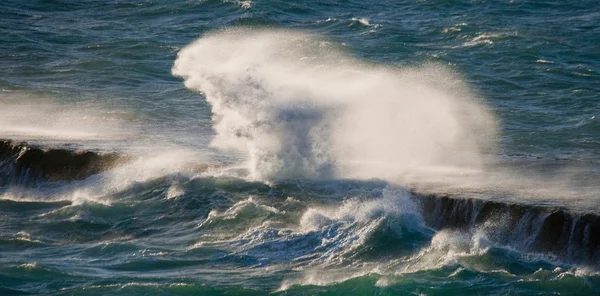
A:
173 28 497 182
1 149 204 205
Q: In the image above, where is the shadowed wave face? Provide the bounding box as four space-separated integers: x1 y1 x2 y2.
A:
0 139 124 185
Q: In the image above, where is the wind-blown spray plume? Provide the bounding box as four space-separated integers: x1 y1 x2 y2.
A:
173 28 497 182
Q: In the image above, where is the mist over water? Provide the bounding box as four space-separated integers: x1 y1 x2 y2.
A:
173 29 497 182
0 96 130 144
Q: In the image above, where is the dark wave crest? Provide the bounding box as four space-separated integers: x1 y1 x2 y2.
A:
416 192 600 268
0 139 125 185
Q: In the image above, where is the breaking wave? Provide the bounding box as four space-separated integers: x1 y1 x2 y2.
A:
172 28 497 182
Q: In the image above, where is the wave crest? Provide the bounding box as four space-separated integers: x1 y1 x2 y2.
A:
173 28 497 182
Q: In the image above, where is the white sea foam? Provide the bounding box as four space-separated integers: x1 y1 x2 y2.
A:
535 59 554 64
298 187 420 234
61 149 203 205
442 23 467 34
351 17 371 26
396 228 492 274
19 262 39 270
1 149 203 205
173 28 497 182
166 182 185 199
461 32 517 47
275 187 427 290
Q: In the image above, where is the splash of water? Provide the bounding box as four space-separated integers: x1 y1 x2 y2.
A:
173 28 497 182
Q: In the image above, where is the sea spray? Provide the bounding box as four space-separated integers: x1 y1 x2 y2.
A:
0 99 130 143
173 28 497 182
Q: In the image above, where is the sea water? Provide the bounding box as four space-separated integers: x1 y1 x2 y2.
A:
1 0 599 295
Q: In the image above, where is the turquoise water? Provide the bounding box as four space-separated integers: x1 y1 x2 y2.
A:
2 0 600 295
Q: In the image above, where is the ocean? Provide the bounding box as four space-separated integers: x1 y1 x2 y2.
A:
1 0 600 295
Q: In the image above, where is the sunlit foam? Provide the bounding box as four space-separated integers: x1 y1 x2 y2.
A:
173 28 497 182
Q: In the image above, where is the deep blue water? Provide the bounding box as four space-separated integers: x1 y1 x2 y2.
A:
1 0 600 295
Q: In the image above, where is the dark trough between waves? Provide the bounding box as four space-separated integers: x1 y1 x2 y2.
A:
0 139 124 185
1 139 598 269
414 192 600 268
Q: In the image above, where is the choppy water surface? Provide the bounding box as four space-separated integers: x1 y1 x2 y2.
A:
1 0 599 295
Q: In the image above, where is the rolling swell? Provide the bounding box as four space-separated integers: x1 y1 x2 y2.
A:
1 139 598 271
0 139 125 186
415 193 600 268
